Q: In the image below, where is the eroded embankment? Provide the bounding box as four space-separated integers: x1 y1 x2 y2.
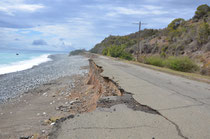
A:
87 59 160 114
87 59 122 96
49 59 188 139
48 59 123 139
88 59 188 139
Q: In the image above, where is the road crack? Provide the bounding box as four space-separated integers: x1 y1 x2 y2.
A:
160 115 188 139
92 60 189 139
97 90 189 139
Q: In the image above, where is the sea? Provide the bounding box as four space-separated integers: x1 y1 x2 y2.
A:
0 49 63 75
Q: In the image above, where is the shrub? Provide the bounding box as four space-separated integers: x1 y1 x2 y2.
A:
120 51 134 60
144 56 164 67
69 49 86 56
160 51 166 58
166 18 187 41
164 56 199 72
143 56 199 72
197 22 210 45
102 48 108 55
160 45 168 58
108 45 124 57
102 45 134 60
168 18 185 30
194 4 210 19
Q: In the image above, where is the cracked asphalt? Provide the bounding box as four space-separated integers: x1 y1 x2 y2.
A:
57 55 210 139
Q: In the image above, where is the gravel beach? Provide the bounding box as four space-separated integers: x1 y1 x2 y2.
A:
0 54 89 103
0 53 90 139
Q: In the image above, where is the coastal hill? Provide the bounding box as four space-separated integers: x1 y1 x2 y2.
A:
90 4 210 75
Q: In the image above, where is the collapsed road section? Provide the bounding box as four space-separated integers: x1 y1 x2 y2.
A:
50 58 188 139
89 59 188 139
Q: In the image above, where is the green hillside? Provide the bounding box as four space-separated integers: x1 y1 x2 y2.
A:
90 4 210 75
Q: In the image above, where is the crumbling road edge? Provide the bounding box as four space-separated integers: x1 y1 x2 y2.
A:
49 59 189 139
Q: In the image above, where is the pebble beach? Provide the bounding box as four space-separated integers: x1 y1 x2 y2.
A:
0 54 89 103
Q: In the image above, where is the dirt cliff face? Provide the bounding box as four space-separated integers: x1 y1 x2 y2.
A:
87 59 122 97
47 59 124 139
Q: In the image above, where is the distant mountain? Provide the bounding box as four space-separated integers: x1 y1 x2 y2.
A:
90 4 210 75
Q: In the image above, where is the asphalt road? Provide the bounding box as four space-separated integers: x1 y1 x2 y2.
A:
57 55 210 139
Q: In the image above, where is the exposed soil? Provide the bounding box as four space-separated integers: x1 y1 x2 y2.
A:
80 59 188 139
48 59 124 139
0 57 125 139
0 57 188 139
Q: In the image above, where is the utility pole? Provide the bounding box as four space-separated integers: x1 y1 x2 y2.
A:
137 21 141 60
133 21 147 61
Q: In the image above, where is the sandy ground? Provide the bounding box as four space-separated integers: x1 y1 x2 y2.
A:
0 74 88 139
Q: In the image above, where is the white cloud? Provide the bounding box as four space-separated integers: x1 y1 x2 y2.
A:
115 7 148 15
143 5 162 10
0 0 44 15
103 5 168 17
0 19 98 51
13 4 44 12
0 0 202 51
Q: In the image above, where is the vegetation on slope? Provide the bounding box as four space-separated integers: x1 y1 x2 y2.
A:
144 56 199 72
102 44 134 60
90 4 210 74
69 49 86 56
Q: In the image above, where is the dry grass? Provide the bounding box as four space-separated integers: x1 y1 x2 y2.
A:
90 53 210 84
127 60 210 84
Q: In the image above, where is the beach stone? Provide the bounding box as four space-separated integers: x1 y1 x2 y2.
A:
0 55 89 104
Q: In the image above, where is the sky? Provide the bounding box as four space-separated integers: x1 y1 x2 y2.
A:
0 0 209 52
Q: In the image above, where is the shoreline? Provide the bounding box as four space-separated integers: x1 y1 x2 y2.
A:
0 54 88 104
0 54 89 138
0 54 125 139
0 54 52 76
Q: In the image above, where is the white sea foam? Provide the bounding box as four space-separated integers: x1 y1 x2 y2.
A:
0 54 52 75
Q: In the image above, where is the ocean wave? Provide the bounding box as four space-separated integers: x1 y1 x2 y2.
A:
0 54 52 75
